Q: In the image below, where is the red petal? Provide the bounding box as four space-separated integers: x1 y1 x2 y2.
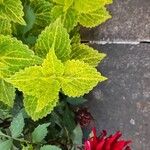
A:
103 131 122 150
84 141 91 150
112 141 131 150
96 139 105 150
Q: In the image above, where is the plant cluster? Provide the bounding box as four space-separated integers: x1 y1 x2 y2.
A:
0 0 124 149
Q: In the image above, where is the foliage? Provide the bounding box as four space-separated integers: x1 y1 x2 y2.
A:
0 0 112 149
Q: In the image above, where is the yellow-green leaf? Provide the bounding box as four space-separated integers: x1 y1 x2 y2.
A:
35 19 71 61
60 60 107 97
0 0 25 25
24 95 59 121
51 6 78 32
42 50 64 77
79 7 111 28
53 0 73 11
8 66 60 112
0 78 15 107
0 35 42 78
8 51 63 119
64 0 73 11
71 44 106 67
74 0 112 13
0 19 12 35
53 0 73 5
0 35 41 107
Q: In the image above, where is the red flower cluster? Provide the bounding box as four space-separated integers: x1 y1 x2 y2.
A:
84 128 131 150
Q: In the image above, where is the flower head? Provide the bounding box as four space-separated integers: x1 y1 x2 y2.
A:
75 107 93 127
84 128 131 150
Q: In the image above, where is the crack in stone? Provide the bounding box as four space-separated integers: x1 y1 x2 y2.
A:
82 40 150 45
89 40 140 45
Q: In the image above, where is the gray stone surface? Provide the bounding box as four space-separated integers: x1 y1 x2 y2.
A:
87 43 150 150
81 0 150 42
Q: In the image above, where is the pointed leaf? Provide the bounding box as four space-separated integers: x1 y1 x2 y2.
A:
79 7 111 28
51 6 78 32
0 79 15 107
10 112 25 138
40 145 61 150
0 35 42 78
0 0 25 25
42 50 64 77
74 0 112 13
8 66 60 112
71 44 106 67
8 51 62 112
8 51 63 119
24 95 59 121
61 60 107 97
0 140 12 150
35 19 71 61
32 123 50 143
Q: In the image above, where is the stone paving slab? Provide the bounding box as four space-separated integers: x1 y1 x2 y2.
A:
87 43 150 150
81 0 150 42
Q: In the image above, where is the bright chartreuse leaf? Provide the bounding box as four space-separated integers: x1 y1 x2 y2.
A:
8 50 62 118
0 35 42 77
74 0 112 13
8 49 107 119
71 44 106 67
0 0 25 25
0 35 42 107
0 140 12 150
51 6 78 32
0 79 15 107
79 7 111 28
40 145 61 150
10 112 25 138
24 95 59 121
64 0 73 11
8 66 60 112
0 19 11 35
53 0 73 11
60 60 107 97
50 0 112 30
42 50 64 77
32 123 50 143
35 19 71 61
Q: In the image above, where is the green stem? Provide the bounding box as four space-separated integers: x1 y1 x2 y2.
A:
0 132 31 144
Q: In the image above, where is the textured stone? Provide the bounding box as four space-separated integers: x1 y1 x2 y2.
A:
81 0 150 42
87 43 150 150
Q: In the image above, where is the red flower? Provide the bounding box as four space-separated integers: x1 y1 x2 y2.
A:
84 128 131 150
